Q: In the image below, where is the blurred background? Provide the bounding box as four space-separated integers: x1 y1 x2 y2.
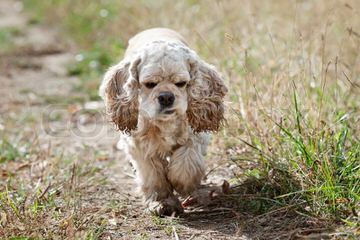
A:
0 0 359 239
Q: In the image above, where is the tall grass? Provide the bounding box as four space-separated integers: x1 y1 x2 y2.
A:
263 88 359 218
22 0 359 224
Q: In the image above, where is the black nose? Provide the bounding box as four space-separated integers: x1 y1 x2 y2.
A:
158 92 175 107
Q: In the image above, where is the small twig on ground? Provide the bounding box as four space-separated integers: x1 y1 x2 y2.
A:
250 202 304 221
38 183 51 200
16 162 31 171
70 163 76 190
172 226 180 240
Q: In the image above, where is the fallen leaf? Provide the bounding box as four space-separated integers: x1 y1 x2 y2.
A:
222 180 231 194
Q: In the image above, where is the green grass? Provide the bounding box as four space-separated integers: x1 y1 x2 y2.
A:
23 0 128 101
247 89 359 218
0 27 22 54
151 215 180 237
68 46 119 101
0 135 117 239
5 0 360 237
0 140 23 163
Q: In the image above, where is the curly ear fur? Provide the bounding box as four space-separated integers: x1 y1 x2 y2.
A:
99 57 141 133
187 59 228 132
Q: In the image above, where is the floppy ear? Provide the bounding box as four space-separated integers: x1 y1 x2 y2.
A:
186 56 228 132
99 56 141 133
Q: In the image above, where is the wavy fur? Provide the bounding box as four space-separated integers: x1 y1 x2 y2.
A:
99 28 227 216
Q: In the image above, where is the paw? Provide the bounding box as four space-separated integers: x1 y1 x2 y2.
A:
147 197 184 216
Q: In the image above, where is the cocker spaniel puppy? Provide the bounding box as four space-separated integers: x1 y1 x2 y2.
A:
99 28 227 216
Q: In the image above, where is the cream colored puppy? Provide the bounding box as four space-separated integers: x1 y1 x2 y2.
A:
99 28 227 216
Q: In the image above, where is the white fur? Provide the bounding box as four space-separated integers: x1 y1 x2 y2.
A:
99 28 227 215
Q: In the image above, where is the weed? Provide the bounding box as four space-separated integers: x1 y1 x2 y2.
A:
0 140 22 163
0 27 22 53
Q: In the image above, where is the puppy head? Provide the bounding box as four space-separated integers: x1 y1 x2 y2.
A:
99 41 227 133
137 41 191 122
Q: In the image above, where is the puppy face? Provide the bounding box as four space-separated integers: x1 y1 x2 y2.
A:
99 40 227 133
137 44 191 120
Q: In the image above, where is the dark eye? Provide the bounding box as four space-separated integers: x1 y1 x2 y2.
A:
144 82 157 89
175 81 187 87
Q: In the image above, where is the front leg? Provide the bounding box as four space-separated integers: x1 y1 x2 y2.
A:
130 154 183 216
167 134 209 196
